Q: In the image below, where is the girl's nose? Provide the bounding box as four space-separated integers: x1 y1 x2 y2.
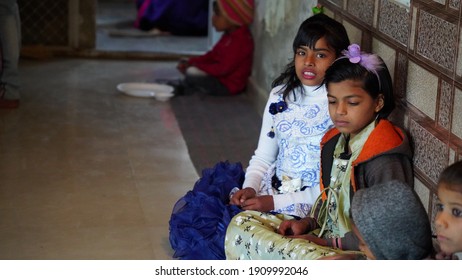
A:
304 55 314 66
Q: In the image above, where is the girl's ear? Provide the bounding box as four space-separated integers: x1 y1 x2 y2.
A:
375 94 385 113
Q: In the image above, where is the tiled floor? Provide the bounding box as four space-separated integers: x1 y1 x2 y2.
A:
0 58 199 259
0 0 261 260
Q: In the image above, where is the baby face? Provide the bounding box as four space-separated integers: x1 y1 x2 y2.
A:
435 183 462 255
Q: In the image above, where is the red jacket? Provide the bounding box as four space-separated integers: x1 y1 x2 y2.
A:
188 26 254 95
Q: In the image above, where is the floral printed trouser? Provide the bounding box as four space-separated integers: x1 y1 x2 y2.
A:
224 210 360 260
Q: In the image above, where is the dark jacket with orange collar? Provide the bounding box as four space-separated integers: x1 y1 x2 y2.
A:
317 119 414 251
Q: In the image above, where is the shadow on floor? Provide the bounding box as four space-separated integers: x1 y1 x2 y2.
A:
170 92 262 174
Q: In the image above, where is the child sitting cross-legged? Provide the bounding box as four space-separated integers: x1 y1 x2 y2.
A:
175 0 254 96
169 13 350 260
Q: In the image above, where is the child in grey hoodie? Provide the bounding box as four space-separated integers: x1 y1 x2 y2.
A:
350 180 433 260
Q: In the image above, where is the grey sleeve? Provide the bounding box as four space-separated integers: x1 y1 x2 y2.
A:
363 154 414 188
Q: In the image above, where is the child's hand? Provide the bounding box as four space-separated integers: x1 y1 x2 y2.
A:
229 188 256 206
290 234 328 246
278 217 315 236
176 58 189 74
239 195 274 212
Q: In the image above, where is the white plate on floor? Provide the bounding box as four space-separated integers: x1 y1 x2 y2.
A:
117 82 174 99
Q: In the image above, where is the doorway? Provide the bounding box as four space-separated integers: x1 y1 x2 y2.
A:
95 0 214 56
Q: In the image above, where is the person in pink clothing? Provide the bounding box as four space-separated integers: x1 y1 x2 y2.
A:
176 0 254 96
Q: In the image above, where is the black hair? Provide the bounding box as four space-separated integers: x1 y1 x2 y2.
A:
212 1 220 16
272 13 350 100
323 56 395 119
438 160 462 193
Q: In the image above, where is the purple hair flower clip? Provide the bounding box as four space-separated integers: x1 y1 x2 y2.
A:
340 44 384 88
345 44 361 63
341 44 383 74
